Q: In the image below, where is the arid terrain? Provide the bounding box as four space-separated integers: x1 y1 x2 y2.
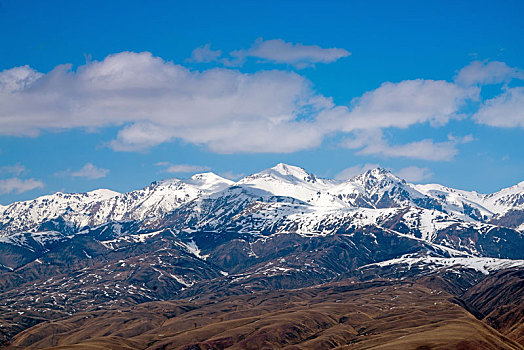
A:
6 270 524 350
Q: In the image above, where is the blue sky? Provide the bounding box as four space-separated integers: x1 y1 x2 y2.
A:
0 0 523 204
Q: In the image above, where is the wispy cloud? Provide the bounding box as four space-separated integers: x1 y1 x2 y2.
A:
229 38 350 68
189 44 222 63
0 163 26 176
455 61 524 86
0 177 43 194
335 163 379 181
219 170 245 180
395 166 433 182
155 162 210 174
56 163 109 179
343 131 474 161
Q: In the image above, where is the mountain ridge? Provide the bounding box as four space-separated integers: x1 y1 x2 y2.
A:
1 163 522 237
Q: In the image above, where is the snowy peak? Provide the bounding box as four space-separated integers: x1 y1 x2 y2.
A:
236 163 343 207
240 163 319 185
0 189 120 234
182 172 234 192
1 163 524 236
415 183 491 220
331 167 426 209
85 189 121 200
484 180 524 212
85 173 234 226
415 180 524 219
350 167 407 191
268 163 316 182
0 173 231 235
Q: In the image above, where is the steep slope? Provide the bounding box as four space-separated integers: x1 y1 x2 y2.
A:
483 181 524 213
334 168 429 209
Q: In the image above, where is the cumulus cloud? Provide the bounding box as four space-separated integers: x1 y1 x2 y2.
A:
56 163 109 179
0 52 332 153
335 163 379 181
189 44 222 63
0 65 43 92
395 166 433 182
473 87 524 128
155 162 211 174
0 52 497 157
319 79 477 132
455 61 524 86
0 178 44 194
229 38 350 68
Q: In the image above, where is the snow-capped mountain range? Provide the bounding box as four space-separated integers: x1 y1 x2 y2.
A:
1 163 523 343
1 163 523 237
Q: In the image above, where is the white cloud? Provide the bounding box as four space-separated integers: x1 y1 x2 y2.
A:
0 65 42 92
335 163 379 180
0 52 331 153
71 163 109 179
319 79 476 132
473 87 524 128
343 130 474 161
155 162 210 174
230 38 350 68
189 44 222 63
395 166 433 182
0 163 26 176
0 53 497 158
56 163 109 179
0 178 44 194
455 61 524 86
447 133 475 144
359 139 459 161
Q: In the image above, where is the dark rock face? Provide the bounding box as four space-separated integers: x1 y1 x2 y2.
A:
490 209 524 229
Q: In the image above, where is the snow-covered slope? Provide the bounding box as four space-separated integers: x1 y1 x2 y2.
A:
416 180 524 220
333 168 427 209
1 164 523 239
361 255 524 275
0 189 119 234
237 163 344 208
483 180 524 213
85 172 234 227
0 173 233 235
